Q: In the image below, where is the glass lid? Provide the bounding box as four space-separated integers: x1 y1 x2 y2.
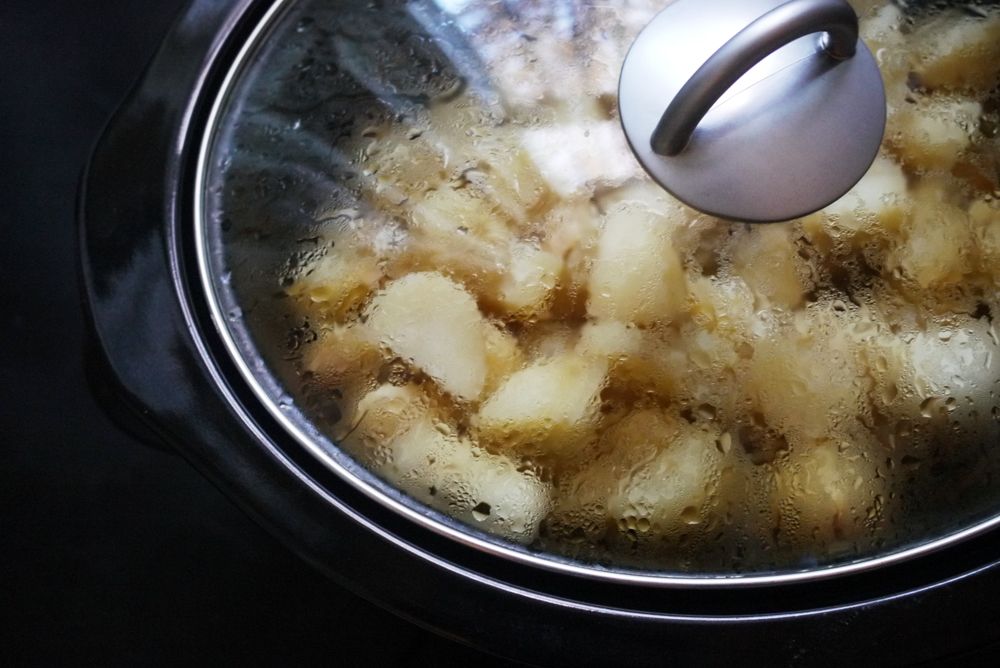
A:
197 0 1000 583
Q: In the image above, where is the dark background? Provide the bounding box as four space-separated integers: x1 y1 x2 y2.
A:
0 3 512 664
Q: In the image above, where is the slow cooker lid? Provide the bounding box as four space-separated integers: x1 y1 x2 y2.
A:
197 0 1000 584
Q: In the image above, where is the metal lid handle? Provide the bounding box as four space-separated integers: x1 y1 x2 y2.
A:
651 0 859 156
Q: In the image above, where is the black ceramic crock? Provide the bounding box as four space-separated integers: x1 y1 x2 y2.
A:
80 0 1000 663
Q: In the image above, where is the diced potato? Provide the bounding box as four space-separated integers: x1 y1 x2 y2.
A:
543 198 602 260
671 213 731 275
607 414 723 534
729 224 809 310
909 11 1000 92
885 184 974 290
475 353 607 455
542 199 602 319
287 245 382 321
848 0 885 18
473 19 616 125
410 186 511 248
594 178 680 215
389 418 551 544
582 24 629 103
602 293 749 422
887 97 982 172
301 324 383 428
482 322 525 395
392 186 512 295
609 328 683 400
548 409 671 544
521 121 642 197
479 141 557 224
479 28 561 110
342 383 433 469
422 103 555 225
969 198 1000 278
359 121 448 211
744 304 867 443
686 275 757 344
350 383 550 543
494 241 562 317
859 4 911 112
669 312 752 420
351 384 428 450
775 439 886 549
859 313 1000 453
908 319 1000 427
549 410 723 546
672 323 746 421
518 320 579 361
575 320 643 362
303 324 381 385
588 202 686 326
807 155 909 238
365 272 488 401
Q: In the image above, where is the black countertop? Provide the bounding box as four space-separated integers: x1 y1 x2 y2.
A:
0 2 511 664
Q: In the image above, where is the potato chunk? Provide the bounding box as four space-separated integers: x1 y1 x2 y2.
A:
575 320 643 362
587 203 686 326
606 414 723 536
482 323 525 395
495 241 562 317
390 418 550 544
908 319 1000 432
909 11 1000 92
359 122 448 211
810 155 909 237
301 324 382 428
686 275 757 344
730 224 808 310
475 353 607 455
744 305 867 443
410 186 511 245
287 244 382 321
394 187 512 295
518 321 579 363
607 328 683 400
365 272 488 401
886 185 974 290
350 384 550 543
542 199 602 319
775 440 886 549
888 97 982 172
350 383 429 462
521 121 641 197
969 198 1000 278
549 410 723 546
433 119 556 225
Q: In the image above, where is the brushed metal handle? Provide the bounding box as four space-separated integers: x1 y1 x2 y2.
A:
651 0 859 156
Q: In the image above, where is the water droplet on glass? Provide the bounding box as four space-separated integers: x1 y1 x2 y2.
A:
471 502 491 522
680 506 701 525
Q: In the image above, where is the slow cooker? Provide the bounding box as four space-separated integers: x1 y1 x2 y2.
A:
80 0 1000 663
